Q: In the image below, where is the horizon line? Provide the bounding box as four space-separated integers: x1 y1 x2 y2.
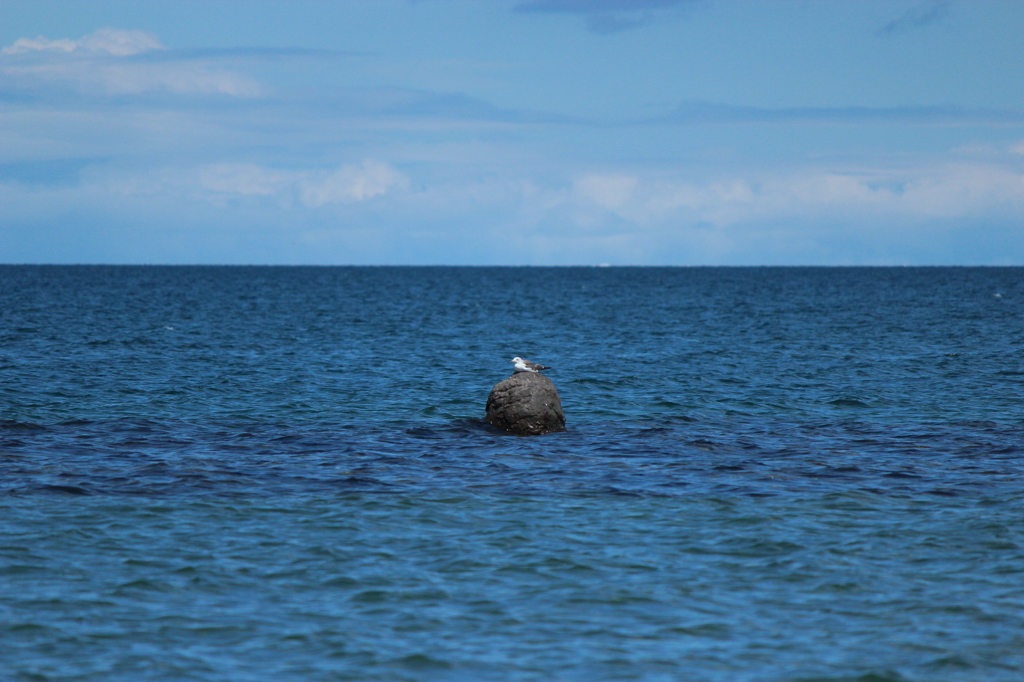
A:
2 263 1020 269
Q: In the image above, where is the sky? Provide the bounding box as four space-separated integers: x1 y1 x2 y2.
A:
2 0 1024 265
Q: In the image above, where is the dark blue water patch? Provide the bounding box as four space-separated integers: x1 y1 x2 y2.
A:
2 415 1021 500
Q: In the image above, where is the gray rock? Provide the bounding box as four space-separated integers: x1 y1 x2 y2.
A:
485 371 566 436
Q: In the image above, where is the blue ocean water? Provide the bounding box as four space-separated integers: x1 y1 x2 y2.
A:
1 265 1023 681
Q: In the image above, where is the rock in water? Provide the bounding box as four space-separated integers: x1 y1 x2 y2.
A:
485 371 566 436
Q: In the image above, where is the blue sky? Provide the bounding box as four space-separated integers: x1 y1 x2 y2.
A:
2 0 1024 265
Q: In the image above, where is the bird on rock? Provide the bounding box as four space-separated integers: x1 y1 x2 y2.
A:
511 356 551 373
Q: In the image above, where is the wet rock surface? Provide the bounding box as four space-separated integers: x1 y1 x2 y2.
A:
485 372 566 436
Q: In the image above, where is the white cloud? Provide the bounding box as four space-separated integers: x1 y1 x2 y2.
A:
9 152 1024 265
573 173 638 210
3 62 264 96
299 160 409 207
1 28 261 97
118 160 409 207
102 157 1024 239
569 163 1024 228
1 27 164 56
897 164 1024 218
199 163 298 197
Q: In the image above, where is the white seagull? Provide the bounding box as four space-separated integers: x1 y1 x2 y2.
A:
511 356 551 373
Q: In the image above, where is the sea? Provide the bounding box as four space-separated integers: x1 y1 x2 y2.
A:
1 265 1022 682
